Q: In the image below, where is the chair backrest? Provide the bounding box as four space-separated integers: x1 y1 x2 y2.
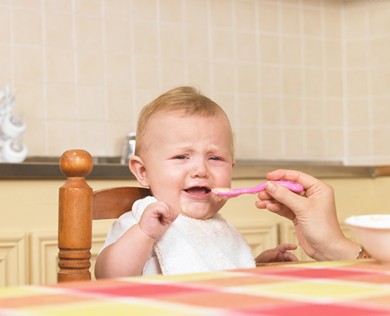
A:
57 149 150 282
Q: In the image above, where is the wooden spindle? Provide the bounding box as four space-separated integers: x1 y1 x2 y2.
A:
58 149 93 282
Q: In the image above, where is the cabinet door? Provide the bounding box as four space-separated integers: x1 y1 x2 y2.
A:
0 232 28 286
29 228 109 285
233 220 279 257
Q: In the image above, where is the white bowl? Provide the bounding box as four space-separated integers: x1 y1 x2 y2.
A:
345 214 390 263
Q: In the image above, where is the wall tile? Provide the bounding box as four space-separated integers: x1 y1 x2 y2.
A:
325 69 342 97
258 2 280 34
305 128 326 158
132 0 158 21
44 0 72 13
1 0 389 164
236 126 260 159
260 97 281 126
134 56 160 90
106 52 132 86
104 0 129 17
259 34 280 64
185 0 208 26
187 60 210 88
0 45 12 84
105 17 131 53
345 40 368 68
213 61 235 92
304 68 324 97
13 82 45 120
76 84 105 120
75 15 103 51
372 97 390 126
281 97 304 126
261 127 283 159
160 24 185 57
44 13 73 49
284 128 305 159
237 63 257 93
346 69 369 97
282 67 303 96
13 46 43 82
46 120 79 156
259 65 282 95
74 0 102 15
211 29 235 61
210 0 233 28
106 86 133 121
347 98 370 129
236 31 257 62
132 21 158 55
13 8 42 45
324 5 341 39
281 5 301 36
303 8 322 38
45 48 74 83
371 67 390 96
76 51 104 85
281 37 301 66
235 0 256 31
161 57 187 89
0 7 10 43
344 5 368 40
304 39 323 67
370 37 390 67
160 0 183 23
46 83 76 120
369 2 390 36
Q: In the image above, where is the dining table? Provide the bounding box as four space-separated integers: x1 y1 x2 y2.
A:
1 259 390 315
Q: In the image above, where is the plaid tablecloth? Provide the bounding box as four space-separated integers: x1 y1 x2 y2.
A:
1 260 390 315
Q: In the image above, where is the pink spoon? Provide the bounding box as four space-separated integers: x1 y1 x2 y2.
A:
212 180 304 199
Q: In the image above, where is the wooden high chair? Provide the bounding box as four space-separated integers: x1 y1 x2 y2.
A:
57 149 150 282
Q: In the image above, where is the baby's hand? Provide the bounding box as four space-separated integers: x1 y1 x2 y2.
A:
138 201 178 241
255 243 298 263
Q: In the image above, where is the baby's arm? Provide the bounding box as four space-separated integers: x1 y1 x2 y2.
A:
255 243 298 264
95 201 177 278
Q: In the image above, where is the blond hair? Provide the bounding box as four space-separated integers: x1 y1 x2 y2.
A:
135 86 233 157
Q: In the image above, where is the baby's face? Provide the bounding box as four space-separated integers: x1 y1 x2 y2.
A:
140 111 234 220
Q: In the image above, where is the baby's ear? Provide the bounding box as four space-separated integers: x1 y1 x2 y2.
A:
129 156 150 187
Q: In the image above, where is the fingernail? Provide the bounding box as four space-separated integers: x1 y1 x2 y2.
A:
266 181 277 193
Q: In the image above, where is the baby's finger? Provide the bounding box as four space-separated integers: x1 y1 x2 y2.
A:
283 252 299 262
280 243 298 251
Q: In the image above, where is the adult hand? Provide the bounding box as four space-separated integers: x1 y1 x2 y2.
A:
256 169 360 261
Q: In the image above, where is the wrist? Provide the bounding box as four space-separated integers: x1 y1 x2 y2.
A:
135 224 157 244
314 238 361 261
329 240 362 261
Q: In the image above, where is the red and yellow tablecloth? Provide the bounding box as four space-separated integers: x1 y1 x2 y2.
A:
1 260 390 315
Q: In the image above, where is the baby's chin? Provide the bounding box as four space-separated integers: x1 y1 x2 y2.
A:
180 204 218 220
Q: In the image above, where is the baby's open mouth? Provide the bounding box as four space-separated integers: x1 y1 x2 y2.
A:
184 186 211 195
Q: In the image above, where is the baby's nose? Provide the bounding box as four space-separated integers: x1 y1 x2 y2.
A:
191 160 208 177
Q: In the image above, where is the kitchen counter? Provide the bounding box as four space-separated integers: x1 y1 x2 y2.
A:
0 157 389 179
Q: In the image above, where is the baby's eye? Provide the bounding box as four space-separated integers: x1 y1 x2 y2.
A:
209 156 223 161
174 155 187 160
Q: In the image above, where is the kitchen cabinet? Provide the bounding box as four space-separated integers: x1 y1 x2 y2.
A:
1 161 390 286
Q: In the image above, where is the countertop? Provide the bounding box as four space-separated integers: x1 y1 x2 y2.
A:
0 157 389 180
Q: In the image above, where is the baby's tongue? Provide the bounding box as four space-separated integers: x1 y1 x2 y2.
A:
186 187 207 195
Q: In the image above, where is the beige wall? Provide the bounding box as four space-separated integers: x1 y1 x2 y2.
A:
0 0 389 164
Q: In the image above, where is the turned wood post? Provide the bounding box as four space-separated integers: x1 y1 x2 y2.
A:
58 149 93 282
